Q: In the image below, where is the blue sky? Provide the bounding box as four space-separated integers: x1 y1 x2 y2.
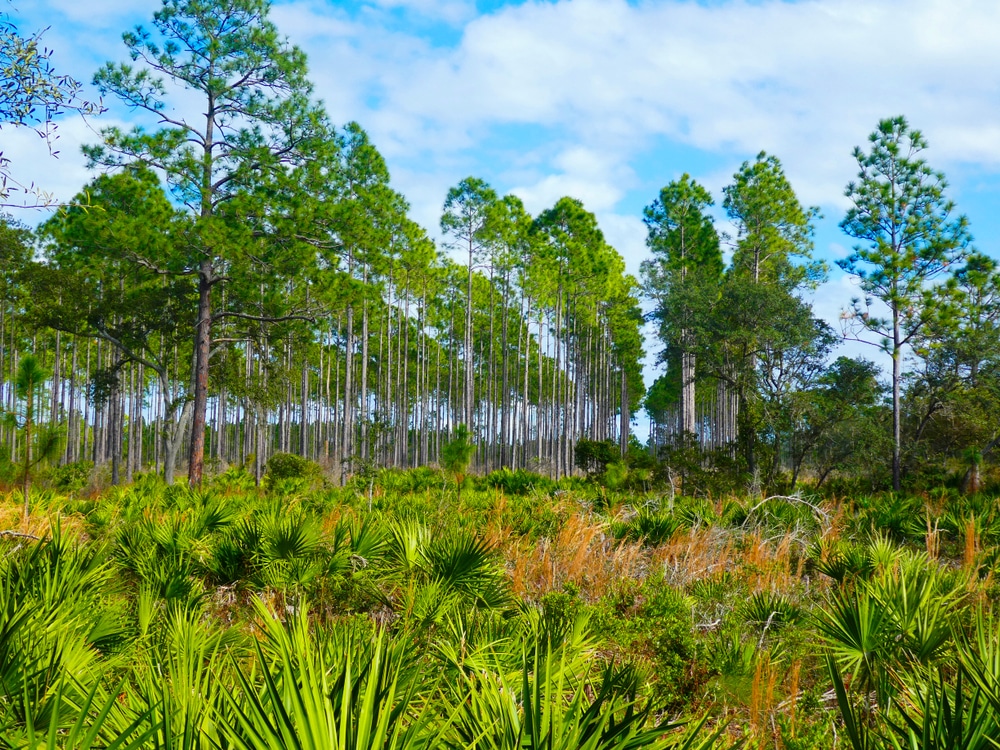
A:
8 0 1000 398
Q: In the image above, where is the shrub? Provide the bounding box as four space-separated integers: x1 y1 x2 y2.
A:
591 576 708 713
540 583 583 645
264 452 322 490
611 506 689 546
483 468 554 496
738 591 801 633
42 460 94 493
574 438 618 476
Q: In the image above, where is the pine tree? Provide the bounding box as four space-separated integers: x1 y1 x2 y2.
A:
641 174 722 443
87 0 329 485
838 116 971 490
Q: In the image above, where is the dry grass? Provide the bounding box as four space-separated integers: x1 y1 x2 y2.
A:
0 491 87 539
965 515 979 568
749 654 780 746
926 513 940 560
652 527 735 588
785 660 801 740
506 511 647 602
651 525 817 599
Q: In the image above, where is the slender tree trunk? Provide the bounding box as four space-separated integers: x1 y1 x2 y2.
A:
342 302 355 483
435 329 442 463
67 335 78 463
360 271 370 460
50 330 61 429
22 372 34 520
82 339 91 463
188 261 212 486
300 357 309 457
403 286 411 467
620 365 628 457
682 347 696 437
536 312 543 468
892 311 902 491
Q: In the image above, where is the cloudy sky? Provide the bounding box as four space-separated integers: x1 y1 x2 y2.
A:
7 0 1000 388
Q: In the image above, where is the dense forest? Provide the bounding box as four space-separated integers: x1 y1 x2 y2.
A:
4 1 1000 749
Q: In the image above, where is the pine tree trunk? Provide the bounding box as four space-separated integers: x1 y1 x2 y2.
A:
360 277 370 460
681 346 696 437
342 303 355 483
188 261 212 486
892 311 902 491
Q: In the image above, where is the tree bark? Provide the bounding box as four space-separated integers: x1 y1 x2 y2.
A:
187 260 213 486
892 310 902 492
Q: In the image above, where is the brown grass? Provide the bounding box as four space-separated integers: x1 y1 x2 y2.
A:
506 512 646 602
651 527 734 588
926 513 940 561
786 660 801 741
965 515 978 568
0 491 88 540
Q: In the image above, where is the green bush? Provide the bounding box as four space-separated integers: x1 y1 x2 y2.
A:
540 583 583 645
40 460 94 493
574 438 618 476
483 467 554 496
592 576 708 713
264 452 322 490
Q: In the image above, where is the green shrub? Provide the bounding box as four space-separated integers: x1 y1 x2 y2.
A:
540 583 583 645
265 452 316 481
592 577 707 713
42 460 94 493
574 438 618 476
738 591 801 633
611 507 684 546
483 467 554 496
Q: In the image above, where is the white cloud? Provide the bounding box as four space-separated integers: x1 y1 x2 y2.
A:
273 0 1000 226
1 116 107 217
827 242 851 260
11 0 1000 244
510 145 633 215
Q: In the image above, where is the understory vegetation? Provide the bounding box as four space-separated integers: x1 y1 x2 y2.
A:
2 465 1000 748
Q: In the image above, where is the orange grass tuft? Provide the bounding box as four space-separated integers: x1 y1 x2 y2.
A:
965 515 978 568
750 657 764 734
506 512 646 602
0 492 87 541
786 660 801 740
926 513 940 561
652 527 734 588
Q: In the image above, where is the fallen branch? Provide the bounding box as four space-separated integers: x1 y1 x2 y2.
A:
742 493 830 527
0 530 41 541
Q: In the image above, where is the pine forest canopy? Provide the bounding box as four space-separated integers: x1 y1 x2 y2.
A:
0 0 996 495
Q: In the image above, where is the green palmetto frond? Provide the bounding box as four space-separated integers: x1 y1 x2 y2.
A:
815 586 893 696
220 598 441 750
886 666 1000 750
119 607 240 750
958 607 1000 728
817 552 968 706
827 655 876 750
18 677 158 750
442 634 735 750
421 530 508 610
0 529 123 742
867 553 967 667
